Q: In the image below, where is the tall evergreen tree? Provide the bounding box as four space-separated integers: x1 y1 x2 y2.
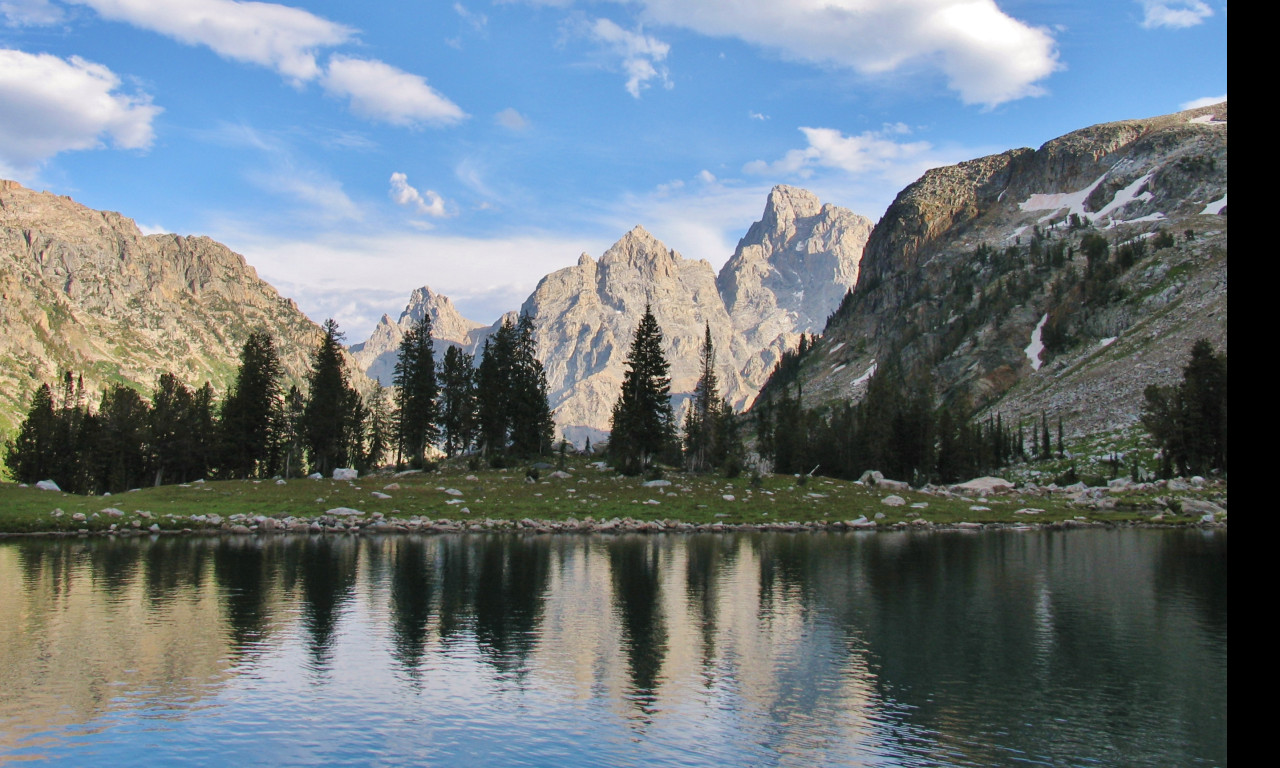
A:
609 305 674 475
148 373 196 486
1142 338 1228 476
364 384 392 470
93 384 150 493
304 319 357 476
683 323 722 473
438 345 477 457
476 318 518 458
393 314 440 467
3 384 58 484
220 330 283 478
509 314 555 456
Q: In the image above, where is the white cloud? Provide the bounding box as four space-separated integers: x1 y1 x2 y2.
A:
389 172 448 218
454 2 488 31
322 56 467 126
1139 0 1213 29
1180 94 1227 110
745 126 935 184
495 107 530 130
68 0 352 83
697 169 717 184
0 49 160 175
249 165 362 222
1 0 64 26
547 0 1058 106
586 17 671 97
748 111 769 121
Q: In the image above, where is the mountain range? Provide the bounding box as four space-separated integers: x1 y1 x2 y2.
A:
0 101 1226 446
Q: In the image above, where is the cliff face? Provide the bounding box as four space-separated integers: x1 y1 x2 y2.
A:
779 102 1227 434
355 186 873 444
0 179 366 432
718 185 872 388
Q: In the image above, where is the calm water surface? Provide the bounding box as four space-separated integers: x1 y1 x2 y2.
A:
0 529 1226 766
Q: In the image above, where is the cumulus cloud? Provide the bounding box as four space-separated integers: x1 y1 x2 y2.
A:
389 172 448 218
1180 94 1226 110
323 56 466 126
1138 0 1213 29
544 0 1058 106
586 17 671 97
495 107 530 130
68 0 352 83
0 49 161 175
745 126 935 184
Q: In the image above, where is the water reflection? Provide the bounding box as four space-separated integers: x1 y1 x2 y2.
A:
0 530 1227 767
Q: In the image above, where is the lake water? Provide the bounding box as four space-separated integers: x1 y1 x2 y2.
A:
0 529 1226 766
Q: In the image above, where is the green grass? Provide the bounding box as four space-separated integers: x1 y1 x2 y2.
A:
0 459 1225 534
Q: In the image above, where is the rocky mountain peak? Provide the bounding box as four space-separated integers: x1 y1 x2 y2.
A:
760 185 823 233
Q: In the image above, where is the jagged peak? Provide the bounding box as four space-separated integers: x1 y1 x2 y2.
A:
600 224 678 266
763 185 822 225
577 252 595 267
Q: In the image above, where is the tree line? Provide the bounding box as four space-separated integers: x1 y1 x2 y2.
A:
4 312 557 493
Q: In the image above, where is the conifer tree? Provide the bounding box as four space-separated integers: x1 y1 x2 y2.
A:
683 323 722 473
476 318 518 459
3 384 58 484
509 314 555 456
220 330 283 478
304 319 357 476
393 314 440 468
438 345 477 457
364 384 392 470
609 304 674 475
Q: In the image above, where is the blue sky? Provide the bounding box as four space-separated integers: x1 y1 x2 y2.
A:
1 0 1226 338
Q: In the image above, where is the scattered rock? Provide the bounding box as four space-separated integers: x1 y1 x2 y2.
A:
881 495 906 507
1014 508 1044 515
333 468 358 481
102 507 124 517
951 477 1014 495
444 488 463 496
308 473 323 480
372 492 392 499
35 479 61 491
383 483 401 490
325 507 362 516
643 479 672 487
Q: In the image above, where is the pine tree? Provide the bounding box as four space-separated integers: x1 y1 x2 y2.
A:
476 318 518 459
220 330 283 478
609 304 674 475
3 384 58 484
438 345 477 457
304 319 357 476
393 314 440 468
364 384 392 470
148 373 197 486
683 323 722 473
509 314 555 456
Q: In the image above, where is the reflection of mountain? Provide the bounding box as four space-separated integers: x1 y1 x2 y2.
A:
0 532 1227 766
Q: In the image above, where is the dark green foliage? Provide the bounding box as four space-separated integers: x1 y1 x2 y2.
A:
1141 339 1227 476
1153 229 1176 249
508 315 555 457
91 385 150 493
364 385 392 470
304 319 359 476
3 384 58 485
475 315 555 460
393 314 440 468
683 324 729 473
438 345 477 457
219 330 283 479
609 305 675 475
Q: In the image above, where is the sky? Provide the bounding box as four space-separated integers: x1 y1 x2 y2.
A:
1 0 1227 339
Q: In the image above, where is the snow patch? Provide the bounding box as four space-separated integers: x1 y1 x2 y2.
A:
1025 314 1049 371
1200 193 1227 215
1189 114 1225 125
1019 173 1107 224
832 364 847 373
1098 337 1117 348
829 342 845 353
852 360 877 386
1094 173 1154 221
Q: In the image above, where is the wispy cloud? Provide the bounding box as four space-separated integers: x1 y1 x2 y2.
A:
1 0 64 26
745 125 936 186
1180 94 1226 110
322 56 466 127
584 17 671 98
495 107 530 130
0 49 160 177
1138 0 1213 29
389 172 448 218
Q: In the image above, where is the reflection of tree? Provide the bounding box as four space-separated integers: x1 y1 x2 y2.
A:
16 540 82 599
755 532 815 611
1154 530 1227 635
144 538 208 606
608 535 667 712
213 537 275 661
474 535 551 676
90 537 142 596
298 536 358 670
389 537 435 672
684 534 736 678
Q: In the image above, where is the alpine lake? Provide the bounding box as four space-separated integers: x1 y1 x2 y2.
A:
0 515 1226 766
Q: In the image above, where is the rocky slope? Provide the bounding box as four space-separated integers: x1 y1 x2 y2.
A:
358 186 871 444
0 180 367 434
719 185 873 386
774 102 1227 436
350 286 488 384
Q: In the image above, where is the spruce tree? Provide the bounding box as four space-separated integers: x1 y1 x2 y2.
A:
364 384 392 470
438 345 477 457
509 314 555 456
304 319 357 476
476 319 518 459
393 314 440 468
609 305 674 475
220 330 283 478
683 323 722 473
3 384 58 484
